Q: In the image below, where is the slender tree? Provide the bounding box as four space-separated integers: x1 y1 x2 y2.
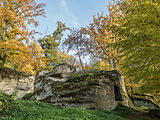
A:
63 29 88 70
82 3 121 70
38 21 70 69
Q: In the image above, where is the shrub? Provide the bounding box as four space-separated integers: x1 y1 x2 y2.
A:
0 92 16 114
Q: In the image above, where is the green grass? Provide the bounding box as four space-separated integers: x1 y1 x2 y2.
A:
0 92 149 120
0 100 129 120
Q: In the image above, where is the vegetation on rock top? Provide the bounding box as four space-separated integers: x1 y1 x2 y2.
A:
0 67 31 80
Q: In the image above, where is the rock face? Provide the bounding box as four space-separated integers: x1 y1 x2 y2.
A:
0 67 34 99
30 64 130 110
44 63 76 78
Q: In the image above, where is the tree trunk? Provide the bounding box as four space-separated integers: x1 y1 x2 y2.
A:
78 54 84 70
119 75 135 108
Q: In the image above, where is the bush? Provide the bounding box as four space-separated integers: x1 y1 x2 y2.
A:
0 92 16 114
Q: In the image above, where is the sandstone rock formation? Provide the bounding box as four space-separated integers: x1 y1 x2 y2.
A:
44 63 76 78
0 67 34 99
30 64 131 110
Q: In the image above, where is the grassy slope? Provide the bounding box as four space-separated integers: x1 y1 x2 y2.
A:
0 100 133 120
0 67 158 120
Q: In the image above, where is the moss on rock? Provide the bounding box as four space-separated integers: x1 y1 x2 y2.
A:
0 67 31 80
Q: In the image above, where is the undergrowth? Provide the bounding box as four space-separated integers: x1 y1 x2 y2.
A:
0 99 130 120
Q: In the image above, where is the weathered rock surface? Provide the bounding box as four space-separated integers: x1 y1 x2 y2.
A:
0 67 34 99
44 63 76 78
30 64 130 110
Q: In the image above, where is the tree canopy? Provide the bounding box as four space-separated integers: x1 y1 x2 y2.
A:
109 0 160 94
0 0 46 74
38 21 70 69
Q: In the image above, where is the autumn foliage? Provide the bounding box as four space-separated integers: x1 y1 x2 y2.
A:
82 3 121 69
0 0 159 102
0 0 46 74
57 51 78 66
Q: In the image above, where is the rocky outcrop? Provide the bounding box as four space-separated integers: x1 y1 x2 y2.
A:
0 67 34 99
44 63 76 78
30 64 131 110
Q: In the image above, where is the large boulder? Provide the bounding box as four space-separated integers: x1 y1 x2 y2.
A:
44 63 76 78
30 64 131 110
0 67 34 99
